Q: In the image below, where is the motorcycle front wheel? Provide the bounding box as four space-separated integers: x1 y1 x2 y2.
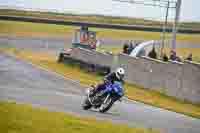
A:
99 96 113 113
82 97 92 110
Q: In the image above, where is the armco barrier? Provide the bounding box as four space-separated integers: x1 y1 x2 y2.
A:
181 61 200 103
66 48 200 104
63 48 114 74
70 48 114 67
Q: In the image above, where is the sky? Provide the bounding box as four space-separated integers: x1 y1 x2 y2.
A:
0 0 199 22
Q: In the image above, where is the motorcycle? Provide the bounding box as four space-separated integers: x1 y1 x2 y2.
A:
82 81 124 113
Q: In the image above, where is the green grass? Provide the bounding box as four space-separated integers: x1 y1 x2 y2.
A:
98 45 122 54
1 48 200 119
0 101 158 133
0 20 200 43
95 28 200 43
0 20 76 38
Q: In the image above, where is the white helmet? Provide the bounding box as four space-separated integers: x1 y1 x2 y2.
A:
115 67 125 80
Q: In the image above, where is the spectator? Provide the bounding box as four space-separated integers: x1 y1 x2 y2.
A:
162 53 169 62
186 53 193 61
123 43 129 54
176 56 182 62
96 39 101 47
148 47 157 59
95 39 101 51
127 41 132 54
90 42 96 50
127 41 136 55
170 50 177 61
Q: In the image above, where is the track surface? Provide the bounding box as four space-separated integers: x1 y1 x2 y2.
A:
0 53 200 133
0 36 200 52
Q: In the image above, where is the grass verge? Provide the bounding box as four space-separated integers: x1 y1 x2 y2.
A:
0 101 158 133
0 20 200 43
1 48 200 119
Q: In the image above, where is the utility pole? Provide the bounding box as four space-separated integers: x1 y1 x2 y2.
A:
113 0 180 52
172 0 182 50
161 0 169 57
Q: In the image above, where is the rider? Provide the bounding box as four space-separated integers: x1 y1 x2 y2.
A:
92 67 125 97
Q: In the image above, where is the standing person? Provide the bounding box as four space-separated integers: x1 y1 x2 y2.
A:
148 47 157 59
95 39 101 51
186 53 193 61
90 40 97 50
170 50 177 61
162 53 169 62
127 40 135 55
123 43 129 54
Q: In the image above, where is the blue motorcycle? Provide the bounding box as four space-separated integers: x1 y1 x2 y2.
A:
82 81 124 113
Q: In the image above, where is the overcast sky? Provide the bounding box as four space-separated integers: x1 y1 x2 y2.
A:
0 0 199 22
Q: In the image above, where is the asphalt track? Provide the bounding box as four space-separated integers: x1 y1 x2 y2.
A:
0 36 200 53
0 53 200 133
